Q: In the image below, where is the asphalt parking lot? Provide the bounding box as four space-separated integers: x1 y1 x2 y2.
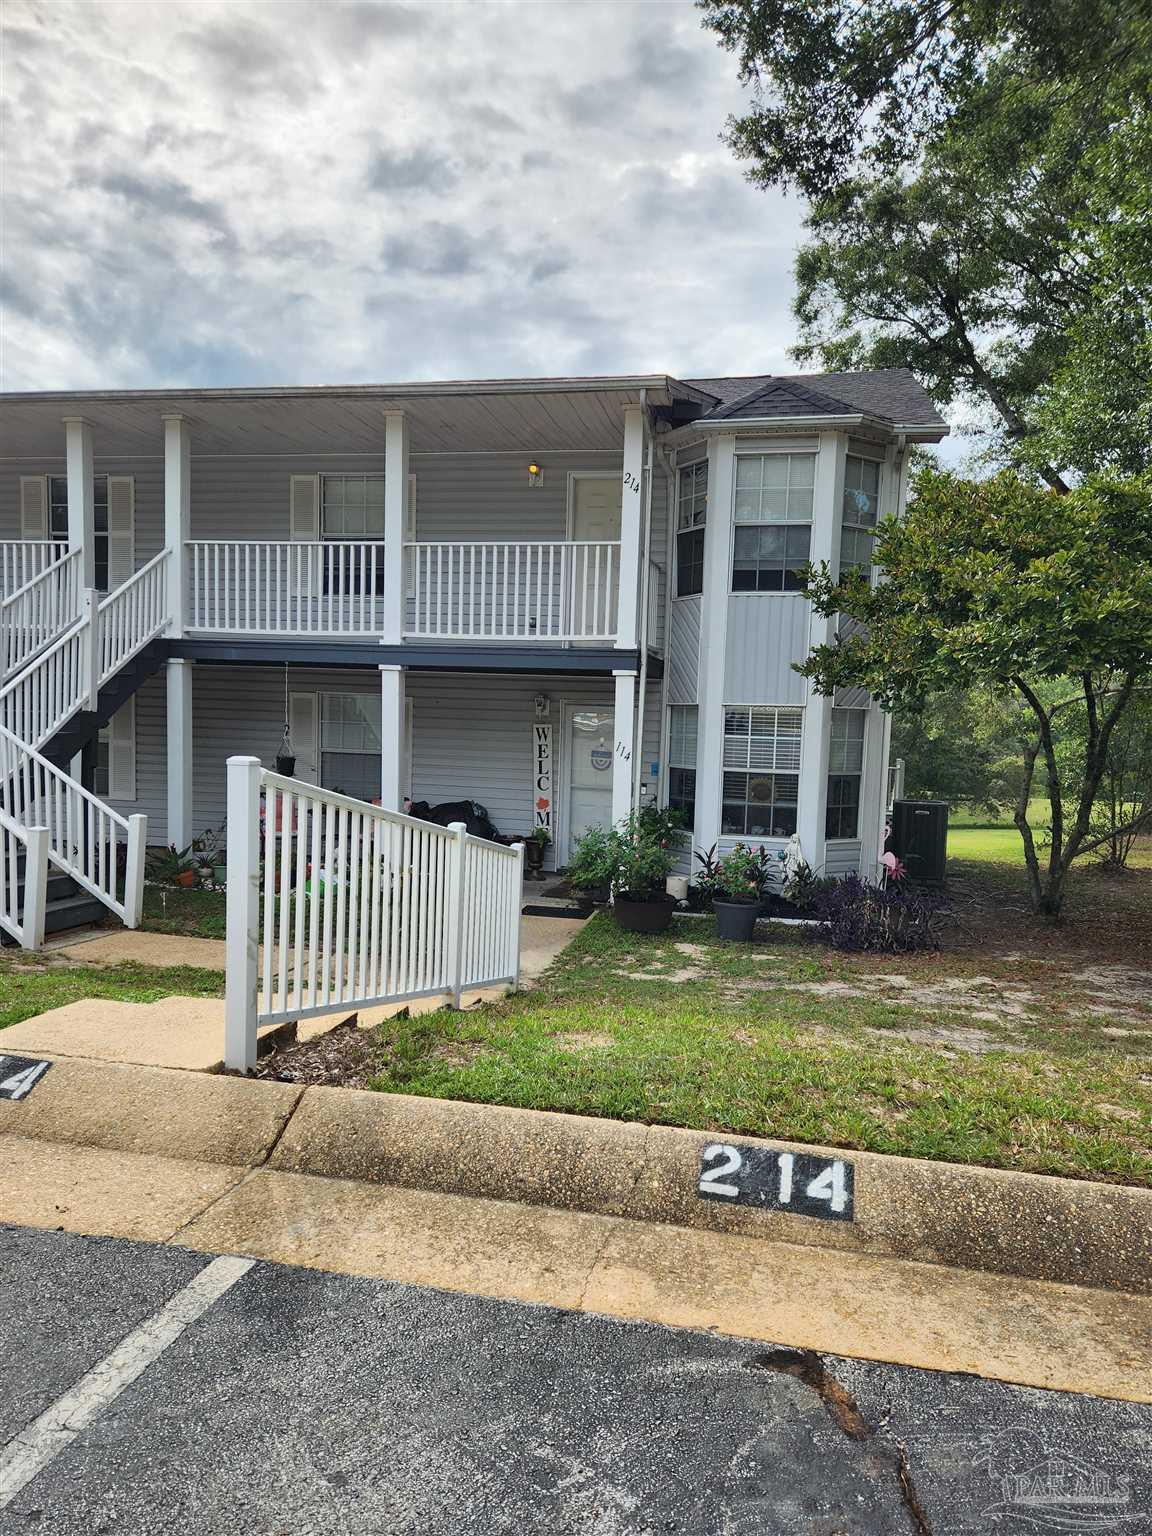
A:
1 1223 1148 1535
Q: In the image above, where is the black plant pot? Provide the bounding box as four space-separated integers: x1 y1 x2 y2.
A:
275 754 296 777
524 841 546 879
713 897 760 941
614 894 676 934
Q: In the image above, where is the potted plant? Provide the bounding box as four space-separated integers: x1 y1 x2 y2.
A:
148 843 196 888
566 824 614 905
523 826 550 880
608 812 677 934
712 844 768 941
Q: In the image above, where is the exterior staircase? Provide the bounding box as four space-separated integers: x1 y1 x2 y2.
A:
0 550 170 948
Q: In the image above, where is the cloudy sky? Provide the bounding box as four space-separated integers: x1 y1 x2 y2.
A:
0 0 829 393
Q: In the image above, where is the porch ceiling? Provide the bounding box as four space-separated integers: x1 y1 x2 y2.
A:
0 376 712 459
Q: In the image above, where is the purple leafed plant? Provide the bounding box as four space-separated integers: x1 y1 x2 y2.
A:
812 872 944 953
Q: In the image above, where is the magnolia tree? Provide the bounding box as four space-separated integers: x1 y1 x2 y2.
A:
797 468 1152 916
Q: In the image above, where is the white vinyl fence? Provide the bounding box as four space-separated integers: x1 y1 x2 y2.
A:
224 757 525 1071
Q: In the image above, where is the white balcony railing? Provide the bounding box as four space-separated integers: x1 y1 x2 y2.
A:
187 541 385 635
406 540 619 641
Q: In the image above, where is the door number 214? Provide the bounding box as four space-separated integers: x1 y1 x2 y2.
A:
698 1141 854 1222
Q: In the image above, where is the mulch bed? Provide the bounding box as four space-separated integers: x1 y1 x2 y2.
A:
255 1019 385 1089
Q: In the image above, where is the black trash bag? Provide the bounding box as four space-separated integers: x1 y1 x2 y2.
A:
410 799 502 841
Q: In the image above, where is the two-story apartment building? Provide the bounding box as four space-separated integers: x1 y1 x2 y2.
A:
0 369 946 946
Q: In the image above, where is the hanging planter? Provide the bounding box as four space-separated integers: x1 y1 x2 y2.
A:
275 666 295 777
275 753 296 777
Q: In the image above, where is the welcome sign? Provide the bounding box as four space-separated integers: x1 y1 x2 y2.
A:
533 723 553 833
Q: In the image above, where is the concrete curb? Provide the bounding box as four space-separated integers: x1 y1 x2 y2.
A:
2 1055 1148 1295
268 1086 1152 1296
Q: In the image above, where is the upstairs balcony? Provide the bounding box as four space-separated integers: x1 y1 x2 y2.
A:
185 539 663 649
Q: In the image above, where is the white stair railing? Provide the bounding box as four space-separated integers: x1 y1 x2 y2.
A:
0 810 49 949
0 559 166 947
1 550 84 680
98 550 169 683
224 756 525 1072
0 723 145 929
0 541 63 600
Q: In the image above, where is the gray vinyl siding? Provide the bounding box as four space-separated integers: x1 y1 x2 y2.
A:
724 596 810 704
667 596 700 704
824 841 862 876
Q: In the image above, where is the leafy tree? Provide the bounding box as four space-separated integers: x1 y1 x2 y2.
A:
699 0 1152 482
797 468 1152 915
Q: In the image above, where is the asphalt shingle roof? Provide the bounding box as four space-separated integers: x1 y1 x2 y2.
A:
683 367 946 429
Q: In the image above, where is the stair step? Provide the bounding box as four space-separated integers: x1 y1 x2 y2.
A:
43 893 109 934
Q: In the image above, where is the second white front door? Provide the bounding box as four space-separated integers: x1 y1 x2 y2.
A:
567 706 615 856
570 474 623 542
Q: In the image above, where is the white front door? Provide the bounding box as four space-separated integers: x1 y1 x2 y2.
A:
567 706 615 856
570 475 622 542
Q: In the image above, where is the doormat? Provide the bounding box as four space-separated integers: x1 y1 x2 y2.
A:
521 903 589 920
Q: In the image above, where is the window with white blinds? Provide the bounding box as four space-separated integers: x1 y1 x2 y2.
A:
721 706 803 838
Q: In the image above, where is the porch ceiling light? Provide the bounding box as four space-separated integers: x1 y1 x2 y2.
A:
528 462 543 485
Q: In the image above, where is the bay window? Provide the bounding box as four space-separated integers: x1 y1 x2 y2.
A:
721 706 802 837
826 708 865 839
840 455 881 579
732 453 815 592
676 461 707 597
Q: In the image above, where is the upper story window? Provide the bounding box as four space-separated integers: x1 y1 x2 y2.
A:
732 453 815 592
721 705 803 837
676 461 707 597
840 455 881 579
826 707 866 839
48 475 110 590
667 704 698 827
321 475 385 540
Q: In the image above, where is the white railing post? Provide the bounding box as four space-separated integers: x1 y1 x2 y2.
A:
22 825 49 951
225 755 263 1073
511 840 525 987
123 813 147 928
445 820 467 1008
80 587 100 709
163 414 191 637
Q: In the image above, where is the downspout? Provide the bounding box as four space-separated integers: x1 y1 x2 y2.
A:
654 436 678 810
631 393 655 810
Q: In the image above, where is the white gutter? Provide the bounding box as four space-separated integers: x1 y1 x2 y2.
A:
631 393 655 810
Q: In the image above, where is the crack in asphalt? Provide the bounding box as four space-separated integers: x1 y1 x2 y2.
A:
749 1348 934 1535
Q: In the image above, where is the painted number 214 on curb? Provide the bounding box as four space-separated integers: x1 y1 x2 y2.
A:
699 1142 855 1222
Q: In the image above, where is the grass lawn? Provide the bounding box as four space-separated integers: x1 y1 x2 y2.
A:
947 801 1152 868
140 883 227 939
0 955 224 1031
261 856 1152 1187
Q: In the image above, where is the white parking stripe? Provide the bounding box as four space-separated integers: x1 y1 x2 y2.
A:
0 1254 253 1509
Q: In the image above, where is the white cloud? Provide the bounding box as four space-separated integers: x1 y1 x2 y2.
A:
0 0 810 390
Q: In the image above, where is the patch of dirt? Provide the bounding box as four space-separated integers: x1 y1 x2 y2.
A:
430 1041 489 1068
254 1019 383 1088
865 1023 1028 1056
616 967 703 983
553 1030 614 1051
1096 1103 1145 1124
673 942 710 961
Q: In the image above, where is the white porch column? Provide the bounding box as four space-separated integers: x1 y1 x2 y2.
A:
379 663 406 811
166 657 194 850
63 417 95 589
162 414 191 637
382 410 408 646
615 405 645 649
693 433 735 854
612 669 637 824
796 431 847 870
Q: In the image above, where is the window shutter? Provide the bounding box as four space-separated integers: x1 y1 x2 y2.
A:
288 692 318 783
105 476 135 590
20 477 48 540
289 475 320 540
106 696 136 800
